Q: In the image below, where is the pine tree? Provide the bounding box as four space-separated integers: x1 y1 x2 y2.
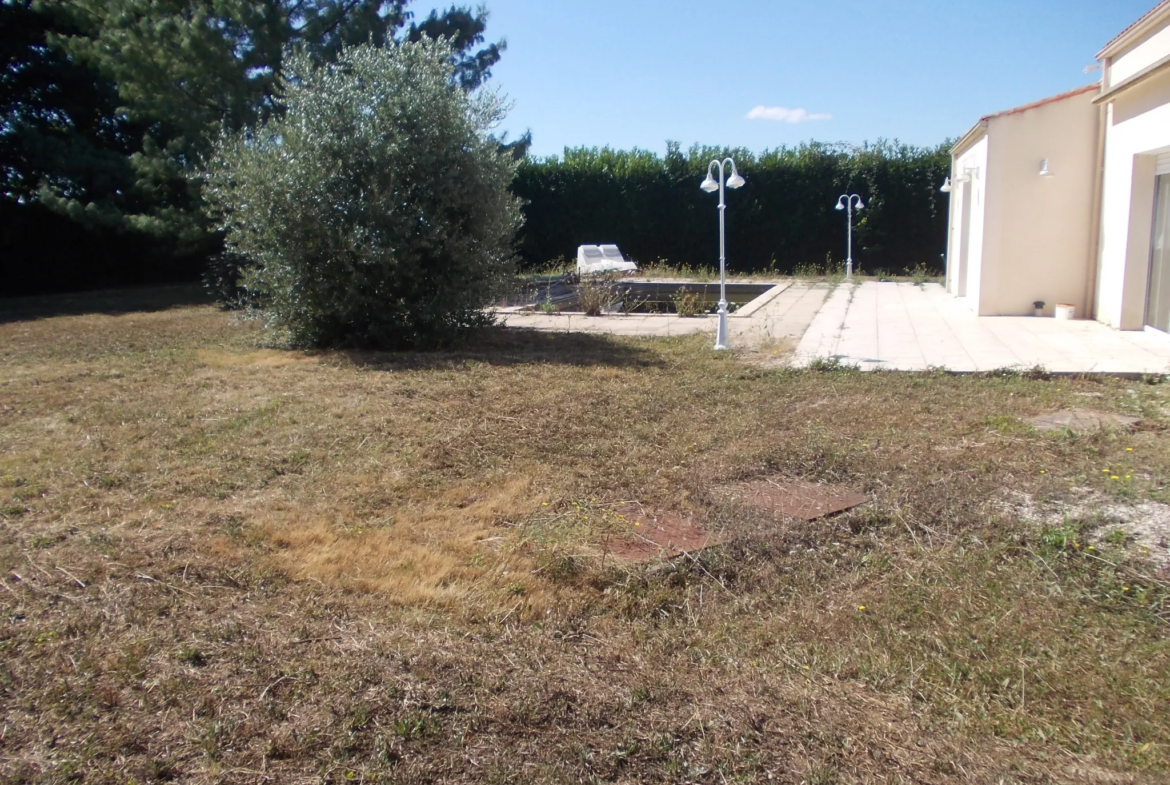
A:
1 1 139 221
10 0 505 256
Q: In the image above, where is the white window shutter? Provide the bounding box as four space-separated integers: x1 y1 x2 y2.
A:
1156 151 1170 176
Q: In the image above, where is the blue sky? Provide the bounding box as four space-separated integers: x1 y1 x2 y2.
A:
444 0 1156 158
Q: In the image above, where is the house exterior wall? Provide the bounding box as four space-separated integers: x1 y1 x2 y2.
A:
1096 72 1170 328
978 91 1099 316
945 134 988 310
1109 22 1170 85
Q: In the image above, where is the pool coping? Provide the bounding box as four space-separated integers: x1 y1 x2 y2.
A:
490 279 791 318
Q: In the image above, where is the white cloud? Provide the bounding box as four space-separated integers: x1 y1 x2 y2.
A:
745 105 832 123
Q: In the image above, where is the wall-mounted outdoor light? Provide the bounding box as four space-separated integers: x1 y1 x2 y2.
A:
940 166 979 193
940 174 969 193
1039 158 1052 177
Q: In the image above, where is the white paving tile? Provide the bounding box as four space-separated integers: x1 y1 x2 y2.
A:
793 284 851 362
501 279 1170 375
796 282 1170 374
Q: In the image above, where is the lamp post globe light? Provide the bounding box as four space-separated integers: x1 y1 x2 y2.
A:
700 158 745 350
834 193 864 278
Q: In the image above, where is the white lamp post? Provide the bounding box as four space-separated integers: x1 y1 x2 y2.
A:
700 158 745 350
834 193 864 278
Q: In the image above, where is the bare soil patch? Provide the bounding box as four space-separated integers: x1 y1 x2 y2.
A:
1002 488 1170 573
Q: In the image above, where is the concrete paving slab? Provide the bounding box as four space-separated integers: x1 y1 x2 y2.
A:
1027 408 1141 432
794 281 1170 374
499 278 1168 375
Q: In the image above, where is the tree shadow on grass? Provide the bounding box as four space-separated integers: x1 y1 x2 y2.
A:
340 326 667 370
0 284 212 324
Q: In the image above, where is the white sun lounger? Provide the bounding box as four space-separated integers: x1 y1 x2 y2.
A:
577 244 637 275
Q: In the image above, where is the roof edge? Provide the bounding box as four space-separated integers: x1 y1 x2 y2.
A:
980 84 1099 122
1093 51 1170 103
1098 0 1170 60
951 120 988 158
949 83 1098 159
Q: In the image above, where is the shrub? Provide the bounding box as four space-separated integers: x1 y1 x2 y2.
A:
204 41 523 348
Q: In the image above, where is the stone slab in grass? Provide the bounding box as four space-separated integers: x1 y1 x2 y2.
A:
729 477 868 520
1027 408 1140 433
607 503 721 563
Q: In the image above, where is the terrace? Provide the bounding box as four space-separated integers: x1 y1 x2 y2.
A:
498 275 1170 374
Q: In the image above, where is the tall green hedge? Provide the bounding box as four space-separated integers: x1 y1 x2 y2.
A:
512 140 951 274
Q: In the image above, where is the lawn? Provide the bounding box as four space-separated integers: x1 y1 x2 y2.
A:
1 288 1168 784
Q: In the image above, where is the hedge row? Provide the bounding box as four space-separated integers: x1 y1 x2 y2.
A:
2 139 953 298
511 140 952 274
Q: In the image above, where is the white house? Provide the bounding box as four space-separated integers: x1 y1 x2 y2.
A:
1094 0 1170 332
944 0 1170 336
944 85 1099 318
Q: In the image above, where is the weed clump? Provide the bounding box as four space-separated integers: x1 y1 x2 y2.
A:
576 275 618 316
670 286 702 317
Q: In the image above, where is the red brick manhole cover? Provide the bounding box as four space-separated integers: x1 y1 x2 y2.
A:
731 477 867 520
605 503 721 563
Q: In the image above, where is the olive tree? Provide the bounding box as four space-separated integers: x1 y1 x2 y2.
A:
204 40 522 348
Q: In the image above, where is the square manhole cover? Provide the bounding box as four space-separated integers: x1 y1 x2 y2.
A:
1027 408 1139 433
727 477 867 520
605 503 721 562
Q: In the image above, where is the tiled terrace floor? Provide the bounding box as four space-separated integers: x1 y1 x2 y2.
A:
794 282 1170 374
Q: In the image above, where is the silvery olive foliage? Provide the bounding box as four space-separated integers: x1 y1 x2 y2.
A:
204 40 523 348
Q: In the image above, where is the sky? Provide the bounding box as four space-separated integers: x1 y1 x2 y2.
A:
426 0 1158 158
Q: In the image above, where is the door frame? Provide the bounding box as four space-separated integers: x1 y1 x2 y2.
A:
1145 171 1170 332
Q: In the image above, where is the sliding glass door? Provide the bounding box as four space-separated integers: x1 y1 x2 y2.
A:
1149 175 1170 333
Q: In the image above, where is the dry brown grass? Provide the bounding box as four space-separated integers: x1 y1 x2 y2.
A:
261 473 540 607
1 287 1169 783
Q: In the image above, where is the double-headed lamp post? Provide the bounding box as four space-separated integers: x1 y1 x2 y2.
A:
700 158 745 350
834 193 865 278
